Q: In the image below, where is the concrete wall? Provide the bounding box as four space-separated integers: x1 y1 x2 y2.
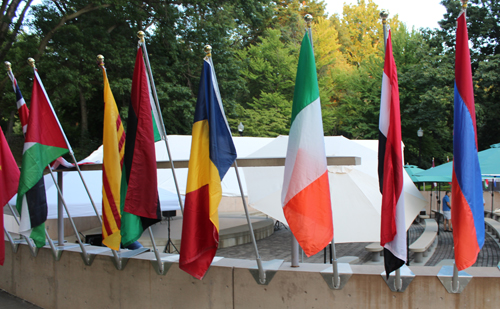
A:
1 244 499 308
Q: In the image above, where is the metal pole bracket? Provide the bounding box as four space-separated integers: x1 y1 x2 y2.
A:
321 262 352 290
381 264 415 292
249 259 283 285
150 254 179 275
110 247 149 270
437 265 472 293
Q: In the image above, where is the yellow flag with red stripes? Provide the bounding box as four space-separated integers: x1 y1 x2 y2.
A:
100 61 125 250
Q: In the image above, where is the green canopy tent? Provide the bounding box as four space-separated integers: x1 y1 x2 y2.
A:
413 143 500 215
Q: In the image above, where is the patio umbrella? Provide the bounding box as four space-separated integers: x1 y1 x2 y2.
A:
244 136 427 243
404 165 425 183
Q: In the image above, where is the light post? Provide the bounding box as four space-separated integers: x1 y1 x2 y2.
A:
417 127 423 167
238 122 244 136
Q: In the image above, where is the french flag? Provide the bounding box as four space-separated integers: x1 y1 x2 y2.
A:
452 11 485 271
378 30 406 277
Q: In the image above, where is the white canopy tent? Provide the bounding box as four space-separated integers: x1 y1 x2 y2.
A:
243 135 427 243
7 170 182 219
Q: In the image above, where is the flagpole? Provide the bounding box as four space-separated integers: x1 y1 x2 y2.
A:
3 62 38 257
233 161 266 284
27 58 102 234
451 0 471 293
137 31 185 215
380 10 403 291
46 166 93 264
303 13 340 288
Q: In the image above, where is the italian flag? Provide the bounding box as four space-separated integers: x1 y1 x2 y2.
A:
282 32 333 257
16 68 69 247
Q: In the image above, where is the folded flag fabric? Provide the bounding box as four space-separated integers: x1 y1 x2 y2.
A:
179 54 237 279
378 29 406 277
281 32 333 257
452 10 485 271
100 61 126 251
120 47 161 247
0 127 21 265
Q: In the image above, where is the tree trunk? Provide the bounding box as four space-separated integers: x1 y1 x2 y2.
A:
79 86 88 138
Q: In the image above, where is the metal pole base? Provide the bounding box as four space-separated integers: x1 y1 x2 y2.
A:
249 259 284 285
320 263 352 290
437 265 472 294
151 254 179 275
381 265 415 292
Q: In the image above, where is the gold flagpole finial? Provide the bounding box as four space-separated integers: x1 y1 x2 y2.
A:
4 61 11 71
97 54 104 67
137 31 145 43
304 14 313 28
27 57 35 68
204 45 212 58
461 0 468 9
380 10 389 24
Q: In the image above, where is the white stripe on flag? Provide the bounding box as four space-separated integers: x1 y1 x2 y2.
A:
282 97 327 206
379 73 391 136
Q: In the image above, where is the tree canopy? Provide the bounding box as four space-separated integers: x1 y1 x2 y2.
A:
0 0 499 170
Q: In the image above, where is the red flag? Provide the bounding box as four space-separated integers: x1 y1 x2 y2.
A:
0 127 20 265
378 30 405 277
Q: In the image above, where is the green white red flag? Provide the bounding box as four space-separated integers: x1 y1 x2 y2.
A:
281 32 333 257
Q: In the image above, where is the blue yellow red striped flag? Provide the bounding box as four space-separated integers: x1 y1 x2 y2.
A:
179 55 237 280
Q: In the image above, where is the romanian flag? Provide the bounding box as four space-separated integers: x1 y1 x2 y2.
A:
0 127 20 265
452 11 484 271
100 62 125 250
16 68 69 247
120 48 161 247
281 32 333 257
179 55 237 279
378 30 406 277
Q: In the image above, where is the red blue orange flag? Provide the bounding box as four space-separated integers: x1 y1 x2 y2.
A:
179 54 237 279
452 10 484 271
378 30 406 277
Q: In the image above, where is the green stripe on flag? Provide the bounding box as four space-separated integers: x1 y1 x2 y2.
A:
30 223 46 247
119 170 144 247
17 143 68 212
291 33 320 124
152 110 161 142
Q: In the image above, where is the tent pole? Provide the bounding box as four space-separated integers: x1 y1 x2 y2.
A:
491 179 494 218
148 227 163 273
233 161 266 284
138 33 184 215
47 166 92 265
57 171 64 246
291 237 299 267
66 152 121 265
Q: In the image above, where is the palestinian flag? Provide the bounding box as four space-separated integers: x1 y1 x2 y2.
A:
281 32 333 257
16 68 69 247
120 47 161 247
378 30 406 277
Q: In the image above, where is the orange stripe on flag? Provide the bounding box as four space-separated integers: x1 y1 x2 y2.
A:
283 171 332 256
